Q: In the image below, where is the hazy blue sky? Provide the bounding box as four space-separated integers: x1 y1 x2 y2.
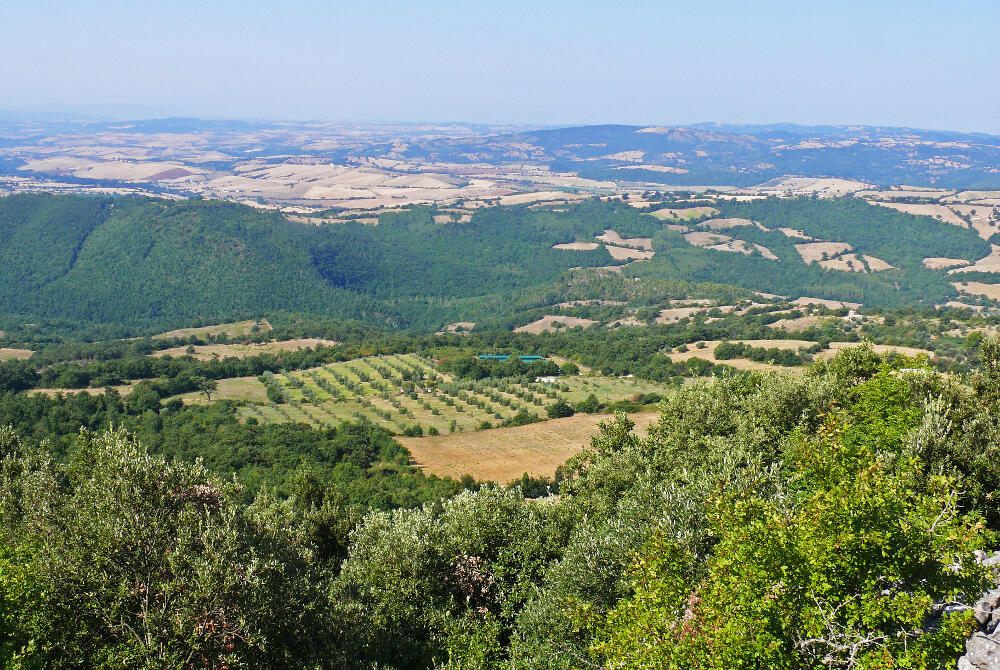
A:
2 0 998 132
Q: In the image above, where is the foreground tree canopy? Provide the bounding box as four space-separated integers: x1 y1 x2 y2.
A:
2 343 999 668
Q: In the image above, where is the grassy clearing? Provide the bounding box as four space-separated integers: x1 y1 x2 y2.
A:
153 338 338 360
0 348 33 361
398 411 660 483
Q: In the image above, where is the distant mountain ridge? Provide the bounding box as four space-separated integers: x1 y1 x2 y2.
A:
394 122 1000 188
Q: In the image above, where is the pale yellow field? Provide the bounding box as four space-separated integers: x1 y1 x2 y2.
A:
0 348 33 361
816 342 933 360
684 231 731 247
950 245 1000 274
818 253 892 273
952 281 1000 301
153 338 338 360
923 257 970 269
398 411 659 482
778 227 814 240
697 217 764 231
794 242 853 263
596 229 653 250
605 245 654 260
649 206 719 220
665 339 813 371
656 306 709 323
553 241 599 250
771 316 826 332
709 240 778 260
152 319 272 340
176 376 269 404
868 201 967 227
949 205 998 240
792 296 862 309
514 315 599 334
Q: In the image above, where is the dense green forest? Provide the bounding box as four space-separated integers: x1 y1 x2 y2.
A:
3 343 999 668
0 193 992 334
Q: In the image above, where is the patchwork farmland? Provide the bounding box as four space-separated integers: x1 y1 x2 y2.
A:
195 353 671 436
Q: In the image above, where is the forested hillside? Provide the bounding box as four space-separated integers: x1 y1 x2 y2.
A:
0 193 993 333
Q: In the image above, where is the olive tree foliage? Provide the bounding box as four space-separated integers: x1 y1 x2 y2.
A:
332 485 574 670
0 426 335 669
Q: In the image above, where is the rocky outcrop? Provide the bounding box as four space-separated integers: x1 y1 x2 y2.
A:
957 552 1000 670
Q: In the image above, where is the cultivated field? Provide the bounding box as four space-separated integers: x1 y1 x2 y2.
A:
218 354 673 439
0 348 33 361
399 411 660 482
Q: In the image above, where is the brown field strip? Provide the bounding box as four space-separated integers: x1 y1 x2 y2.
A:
153 338 338 360
0 348 33 361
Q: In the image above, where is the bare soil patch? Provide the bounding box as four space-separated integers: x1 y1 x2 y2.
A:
399 412 659 482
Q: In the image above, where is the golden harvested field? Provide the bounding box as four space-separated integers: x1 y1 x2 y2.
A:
152 319 272 340
605 245 654 260
949 245 1000 274
649 206 719 220
515 316 599 334
0 348 33 361
553 241 599 250
753 177 870 196
399 411 660 482
817 342 933 360
665 339 814 371
817 253 892 273
709 240 778 260
952 281 1000 301
778 227 813 240
29 383 137 398
794 242 853 263
771 316 826 332
923 257 970 269
792 296 862 309
153 338 338 360
684 230 731 247
596 229 653 250
868 201 967 227
697 217 764 231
